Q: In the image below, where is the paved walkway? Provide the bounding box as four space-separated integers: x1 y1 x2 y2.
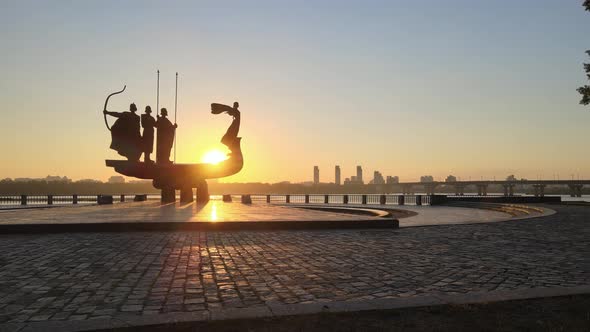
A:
0 205 588 328
292 203 554 227
0 201 542 227
395 205 550 227
0 201 386 225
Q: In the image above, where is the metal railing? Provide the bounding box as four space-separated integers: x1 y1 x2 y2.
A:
0 193 443 209
0 194 147 209
232 194 439 206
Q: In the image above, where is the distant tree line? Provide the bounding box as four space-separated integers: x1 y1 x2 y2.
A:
0 179 157 195
0 178 586 195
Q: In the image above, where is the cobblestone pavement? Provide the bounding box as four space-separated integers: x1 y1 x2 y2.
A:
0 205 588 324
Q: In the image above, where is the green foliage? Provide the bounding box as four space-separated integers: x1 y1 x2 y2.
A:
580 50 590 105
580 1 590 105
578 86 590 105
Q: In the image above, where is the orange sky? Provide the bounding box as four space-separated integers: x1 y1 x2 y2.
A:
1 1 589 183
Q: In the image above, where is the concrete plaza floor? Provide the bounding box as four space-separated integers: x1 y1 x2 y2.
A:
286 202 554 227
0 200 541 233
0 201 385 224
0 200 537 227
0 201 400 232
0 203 587 331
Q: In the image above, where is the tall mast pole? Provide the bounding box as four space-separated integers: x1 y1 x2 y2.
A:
156 69 160 116
174 72 178 164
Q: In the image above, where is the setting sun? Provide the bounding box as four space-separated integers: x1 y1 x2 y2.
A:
201 150 228 165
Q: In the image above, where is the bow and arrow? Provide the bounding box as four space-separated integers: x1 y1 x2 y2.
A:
102 85 126 131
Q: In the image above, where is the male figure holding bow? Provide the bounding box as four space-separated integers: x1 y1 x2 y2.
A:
104 103 141 161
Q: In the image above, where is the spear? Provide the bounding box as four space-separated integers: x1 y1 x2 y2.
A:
174 72 178 163
156 70 160 117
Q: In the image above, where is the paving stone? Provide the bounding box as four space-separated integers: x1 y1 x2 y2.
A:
120 305 142 312
75 306 96 314
185 304 207 311
184 298 205 305
142 310 160 316
50 312 71 320
28 314 51 321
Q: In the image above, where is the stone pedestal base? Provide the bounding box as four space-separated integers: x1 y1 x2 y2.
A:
180 188 194 203
157 181 209 204
196 181 209 204
161 188 176 203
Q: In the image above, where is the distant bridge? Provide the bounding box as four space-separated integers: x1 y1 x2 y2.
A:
389 180 589 197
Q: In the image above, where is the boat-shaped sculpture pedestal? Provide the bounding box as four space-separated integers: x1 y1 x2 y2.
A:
106 143 243 203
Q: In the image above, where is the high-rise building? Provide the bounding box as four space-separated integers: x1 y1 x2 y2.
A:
313 166 319 184
356 166 363 184
372 171 385 184
445 175 457 182
420 175 434 183
335 165 341 185
386 176 399 184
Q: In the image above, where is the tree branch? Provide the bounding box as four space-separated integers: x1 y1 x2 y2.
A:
578 86 590 105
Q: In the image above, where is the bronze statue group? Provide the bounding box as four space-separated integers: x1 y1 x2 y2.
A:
104 101 242 165
104 104 177 164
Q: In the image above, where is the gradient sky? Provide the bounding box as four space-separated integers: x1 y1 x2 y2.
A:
1 0 589 183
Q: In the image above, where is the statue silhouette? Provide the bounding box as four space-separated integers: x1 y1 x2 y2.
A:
104 103 141 161
104 96 245 205
156 108 177 164
219 102 241 151
141 106 156 163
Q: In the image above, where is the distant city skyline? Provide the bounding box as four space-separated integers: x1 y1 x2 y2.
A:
308 164 587 185
1 1 589 182
2 168 588 185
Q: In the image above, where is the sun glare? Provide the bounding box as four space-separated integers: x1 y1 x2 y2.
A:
201 150 228 165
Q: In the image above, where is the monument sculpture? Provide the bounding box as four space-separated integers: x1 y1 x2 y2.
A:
140 106 156 163
101 83 243 204
102 87 142 162
155 108 177 164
